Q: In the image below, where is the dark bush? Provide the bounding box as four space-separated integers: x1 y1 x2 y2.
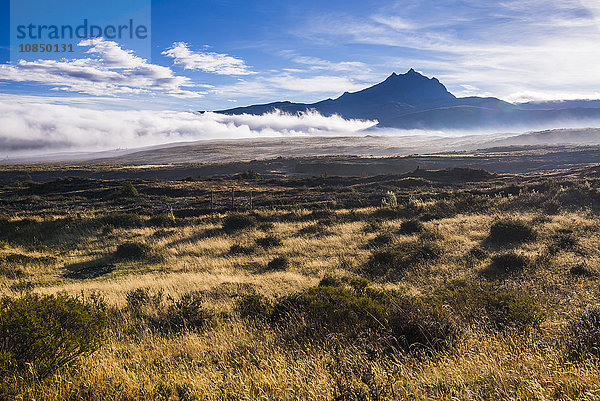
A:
235 170 262 180
125 288 210 334
488 219 536 244
485 252 531 277
100 212 144 229
115 241 152 261
570 262 597 278
297 222 332 237
147 213 177 227
266 256 289 271
398 219 424 235
367 232 395 248
255 235 283 249
237 293 272 319
258 222 275 232
387 297 461 353
229 244 255 255
567 307 600 359
117 181 139 198
365 249 402 277
158 291 210 333
271 285 460 353
307 209 335 222
0 293 106 380
431 281 544 330
348 277 369 294
466 246 489 262
541 199 561 215
222 213 257 233
365 242 443 278
126 287 163 315
271 286 387 338
372 208 406 220
550 233 578 253
318 275 343 287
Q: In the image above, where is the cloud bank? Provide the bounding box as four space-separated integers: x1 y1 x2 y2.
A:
0 98 377 158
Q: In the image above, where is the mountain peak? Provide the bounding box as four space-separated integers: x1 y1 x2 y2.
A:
339 69 455 105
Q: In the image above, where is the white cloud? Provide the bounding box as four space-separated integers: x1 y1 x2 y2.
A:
284 53 369 73
0 38 201 98
264 74 365 93
163 42 255 75
210 73 368 102
0 97 377 157
296 0 600 101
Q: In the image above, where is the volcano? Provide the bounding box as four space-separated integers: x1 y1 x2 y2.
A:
215 69 600 130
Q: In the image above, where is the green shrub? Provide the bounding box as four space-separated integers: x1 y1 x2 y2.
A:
124 288 210 334
237 293 272 319
222 213 257 233
566 307 600 359
549 233 578 253
115 241 152 261
235 170 262 180
147 213 176 227
381 191 398 207
255 235 283 249
485 252 531 277
348 277 369 294
431 281 544 330
488 219 536 244
258 222 275 231
387 297 460 353
297 222 332 237
272 286 387 338
117 181 139 198
365 249 402 277
466 246 489 262
0 293 106 380
318 275 343 287
398 219 424 235
365 241 442 278
271 285 460 353
158 291 210 333
126 287 164 315
367 232 395 248
100 212 144 229
266 256 289 271
229 244 255 255
570 262 597 278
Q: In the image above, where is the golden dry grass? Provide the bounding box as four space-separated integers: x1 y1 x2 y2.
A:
3 206 600 400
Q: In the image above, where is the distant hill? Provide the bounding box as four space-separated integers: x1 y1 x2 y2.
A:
482 128 600 147
215 69 600 130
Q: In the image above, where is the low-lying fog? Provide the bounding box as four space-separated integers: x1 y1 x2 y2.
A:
2 98 600 162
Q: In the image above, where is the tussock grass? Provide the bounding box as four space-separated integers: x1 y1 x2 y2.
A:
2 172 600 399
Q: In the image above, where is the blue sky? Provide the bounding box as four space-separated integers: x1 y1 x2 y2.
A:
1 0 600 111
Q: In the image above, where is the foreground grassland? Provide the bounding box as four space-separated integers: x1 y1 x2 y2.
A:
2 165 600 400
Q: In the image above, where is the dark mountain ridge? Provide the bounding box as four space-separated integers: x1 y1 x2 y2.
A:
215 69 600 130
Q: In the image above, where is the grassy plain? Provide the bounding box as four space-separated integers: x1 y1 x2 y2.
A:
2 161 600 400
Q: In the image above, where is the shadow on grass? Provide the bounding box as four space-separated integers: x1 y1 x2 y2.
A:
163 228 223 248
63 257 115 279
